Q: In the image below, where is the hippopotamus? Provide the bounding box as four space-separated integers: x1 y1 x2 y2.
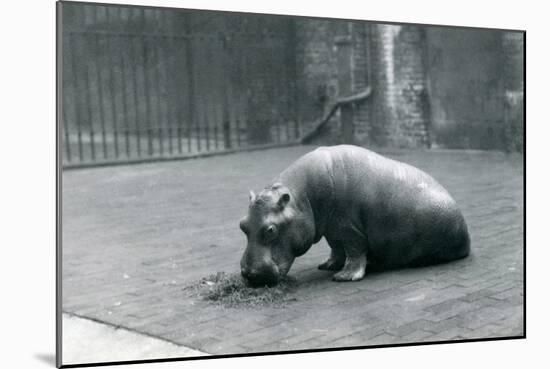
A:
239 145 470 286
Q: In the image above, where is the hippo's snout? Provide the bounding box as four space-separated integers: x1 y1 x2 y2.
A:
240 243 281 287
241 264 280 287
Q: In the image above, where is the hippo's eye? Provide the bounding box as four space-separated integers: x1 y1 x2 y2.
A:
264 225 277 239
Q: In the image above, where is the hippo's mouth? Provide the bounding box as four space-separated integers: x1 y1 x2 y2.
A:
240 251 296 287
242 260 298 288
253 260 294 287
244 276 279 288
241 262 280 287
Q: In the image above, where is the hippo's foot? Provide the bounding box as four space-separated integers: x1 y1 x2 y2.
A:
332 255 367 282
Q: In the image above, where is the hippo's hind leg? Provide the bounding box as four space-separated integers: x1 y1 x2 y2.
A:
330 239 367 282
318 240 346 271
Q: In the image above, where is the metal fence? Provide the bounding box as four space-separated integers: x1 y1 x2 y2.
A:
61 4 300 167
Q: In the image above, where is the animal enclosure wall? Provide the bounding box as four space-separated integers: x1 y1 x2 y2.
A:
61 3 299 166
60 2 524 169
426 28 508 150
293 21 524 151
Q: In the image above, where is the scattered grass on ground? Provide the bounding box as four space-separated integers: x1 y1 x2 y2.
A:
184 272 298 308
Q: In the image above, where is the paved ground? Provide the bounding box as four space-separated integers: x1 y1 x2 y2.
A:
62 313 205 365
62 145 524 359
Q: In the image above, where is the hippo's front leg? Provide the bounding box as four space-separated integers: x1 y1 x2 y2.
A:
318 244 346 271
331 240 367 282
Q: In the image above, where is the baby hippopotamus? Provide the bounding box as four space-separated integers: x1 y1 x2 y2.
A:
239 145 470 286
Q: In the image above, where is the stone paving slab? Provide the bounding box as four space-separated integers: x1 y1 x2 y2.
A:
62 313 206 365
62 146 524 357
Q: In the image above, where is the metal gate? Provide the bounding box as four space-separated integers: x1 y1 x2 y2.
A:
60 4 299 168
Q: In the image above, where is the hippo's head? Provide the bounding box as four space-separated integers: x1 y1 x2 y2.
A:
239 183 313 287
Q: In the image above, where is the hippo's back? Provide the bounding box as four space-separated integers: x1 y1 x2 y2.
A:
307 145 471 268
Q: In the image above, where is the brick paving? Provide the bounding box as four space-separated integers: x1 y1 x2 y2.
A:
62 145 524 355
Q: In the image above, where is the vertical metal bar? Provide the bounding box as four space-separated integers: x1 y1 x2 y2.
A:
141 33 153 156
163 36 174 156
105 10 120 159
82 33 96 161
284 29 291 142
214 38 220 152
128 34 141 157
120 33 132 158
241 33 254 147
207 37 217 150
165 34 182 154
62 99 71 162
222 35 232 150
214 123 219 150
237 76 244 147
195 36 202 152
185 21 195 154
235 42 242 149
208 36 221 152
113 8 129 158
62 32 72 163
284 34 291 143
173 35 184 154
196 92 203 152
94 33 108 159
119 7 133 158
204 43 211 153
93 5 108 158
185 38 192 153
288 19 300 139
151 35 164 156
285 116 290 143
157 10 173 156
206 103 211 151
236 118 241 147
163 37 173 156
68 33 84 162
275 117 281 143
62 26 72 164
272 40 281 145
364 24 374 133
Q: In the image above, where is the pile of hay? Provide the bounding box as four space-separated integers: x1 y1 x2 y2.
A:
185 272 298 308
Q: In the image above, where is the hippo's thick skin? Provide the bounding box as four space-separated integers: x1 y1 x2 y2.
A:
239 145 470 286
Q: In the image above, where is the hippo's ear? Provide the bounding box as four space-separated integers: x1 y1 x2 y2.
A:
277 191 290 209
249 190 256 203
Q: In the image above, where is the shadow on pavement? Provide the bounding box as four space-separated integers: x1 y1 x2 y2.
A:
34 353 55 366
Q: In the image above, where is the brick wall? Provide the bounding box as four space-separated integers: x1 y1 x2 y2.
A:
366 24 431 148
295 21 431 148
294 18 342 143
351 22 372 144
294 21 524 152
